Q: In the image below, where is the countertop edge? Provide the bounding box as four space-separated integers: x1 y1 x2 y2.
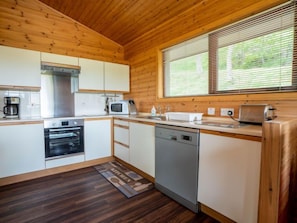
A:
0 114 263 137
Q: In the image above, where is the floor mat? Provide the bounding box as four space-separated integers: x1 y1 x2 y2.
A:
94 161 154 198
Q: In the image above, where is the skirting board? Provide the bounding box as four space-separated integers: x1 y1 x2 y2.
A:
0 156 114 186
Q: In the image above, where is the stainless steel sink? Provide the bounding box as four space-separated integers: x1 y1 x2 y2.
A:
193 121 247 129
136 115 167 121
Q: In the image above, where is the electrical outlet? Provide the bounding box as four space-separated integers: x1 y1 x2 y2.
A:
221 108 234 116
207 107 215 115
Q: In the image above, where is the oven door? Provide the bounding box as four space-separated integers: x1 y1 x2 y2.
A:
44 126 84 160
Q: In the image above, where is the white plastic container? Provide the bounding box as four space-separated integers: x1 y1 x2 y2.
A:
151 106 156 116
164 112 203 122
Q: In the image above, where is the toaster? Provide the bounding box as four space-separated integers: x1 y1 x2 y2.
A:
239 104 275 124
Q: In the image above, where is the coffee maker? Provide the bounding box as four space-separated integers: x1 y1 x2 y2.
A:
3 97 20 118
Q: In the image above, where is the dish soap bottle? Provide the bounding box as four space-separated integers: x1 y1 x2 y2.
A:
151 106 156 116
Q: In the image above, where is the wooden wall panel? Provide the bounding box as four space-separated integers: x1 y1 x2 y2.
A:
0 0 126 63
125 0 289 58
124 0 297 118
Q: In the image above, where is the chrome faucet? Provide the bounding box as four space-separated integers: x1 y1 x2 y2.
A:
157 105 162 116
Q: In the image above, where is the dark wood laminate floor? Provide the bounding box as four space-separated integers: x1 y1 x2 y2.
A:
0 167 219 223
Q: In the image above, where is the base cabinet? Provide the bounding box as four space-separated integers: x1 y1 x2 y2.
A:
113 119 155 177
198 132 261 223
0 123 45 178
84 119 112 161
129 122 155 177
113 119 130 163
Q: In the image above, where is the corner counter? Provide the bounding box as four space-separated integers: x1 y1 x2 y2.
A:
258 117 297 223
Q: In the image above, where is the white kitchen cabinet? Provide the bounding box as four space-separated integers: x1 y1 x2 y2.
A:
0 123 45 178
78 58 104 91
104 62 130 92
129 122 155 177
84 119 112 160
0 46 41 88
113 119 130 163
41 52 78 65
198 132 261 223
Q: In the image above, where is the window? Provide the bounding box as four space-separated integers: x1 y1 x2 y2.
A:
163 36 209 97
162 2 297 97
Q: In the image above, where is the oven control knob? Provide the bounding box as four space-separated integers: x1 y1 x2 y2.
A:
74 121 77 125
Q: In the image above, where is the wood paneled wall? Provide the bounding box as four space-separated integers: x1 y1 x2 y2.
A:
124 0 297 118
0 0 126 63
0 0 296 117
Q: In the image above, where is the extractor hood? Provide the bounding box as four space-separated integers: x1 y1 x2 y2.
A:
41 61 81 77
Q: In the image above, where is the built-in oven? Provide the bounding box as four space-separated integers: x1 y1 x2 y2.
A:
44 119 84 160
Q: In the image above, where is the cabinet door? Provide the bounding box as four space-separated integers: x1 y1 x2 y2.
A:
198 133 261 223
41 52 78 65
78 58 104 91
85 119 112 161
104 62 129 92
129 122 155 177
0 46 40 88
0 123 45 178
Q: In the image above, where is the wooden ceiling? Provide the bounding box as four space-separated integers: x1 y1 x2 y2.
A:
38 0 203 46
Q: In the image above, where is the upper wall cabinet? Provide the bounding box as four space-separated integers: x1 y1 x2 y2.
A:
78 58 104 91
41 52 78 65
0 46 41 90
104 62 130 92
78 60 130 93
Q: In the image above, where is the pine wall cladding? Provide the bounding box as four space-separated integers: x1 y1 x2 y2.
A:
0 0 125 63
123 0 297 117
0 0 296 117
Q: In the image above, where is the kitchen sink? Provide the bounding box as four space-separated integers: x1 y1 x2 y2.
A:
193 121 247 129
135 115 248 128
136 115 167 121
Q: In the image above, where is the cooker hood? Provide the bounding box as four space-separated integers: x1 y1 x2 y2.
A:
41 61 80 76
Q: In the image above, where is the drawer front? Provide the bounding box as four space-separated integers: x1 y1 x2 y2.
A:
114 126 129 145
114 119 129 127
114 143 129 163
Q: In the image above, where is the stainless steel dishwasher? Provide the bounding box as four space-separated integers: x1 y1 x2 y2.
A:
155 124 199 213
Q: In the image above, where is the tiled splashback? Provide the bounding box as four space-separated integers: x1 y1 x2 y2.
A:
0 90 123 118
74 93 123 116
0 90 40 118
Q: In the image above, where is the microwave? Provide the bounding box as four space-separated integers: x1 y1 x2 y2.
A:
109 100 137 115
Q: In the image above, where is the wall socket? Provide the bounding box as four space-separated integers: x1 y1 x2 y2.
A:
207 107 215 115
221 108 234 116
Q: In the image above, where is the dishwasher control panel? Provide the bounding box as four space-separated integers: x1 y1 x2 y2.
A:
155 124 199 146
